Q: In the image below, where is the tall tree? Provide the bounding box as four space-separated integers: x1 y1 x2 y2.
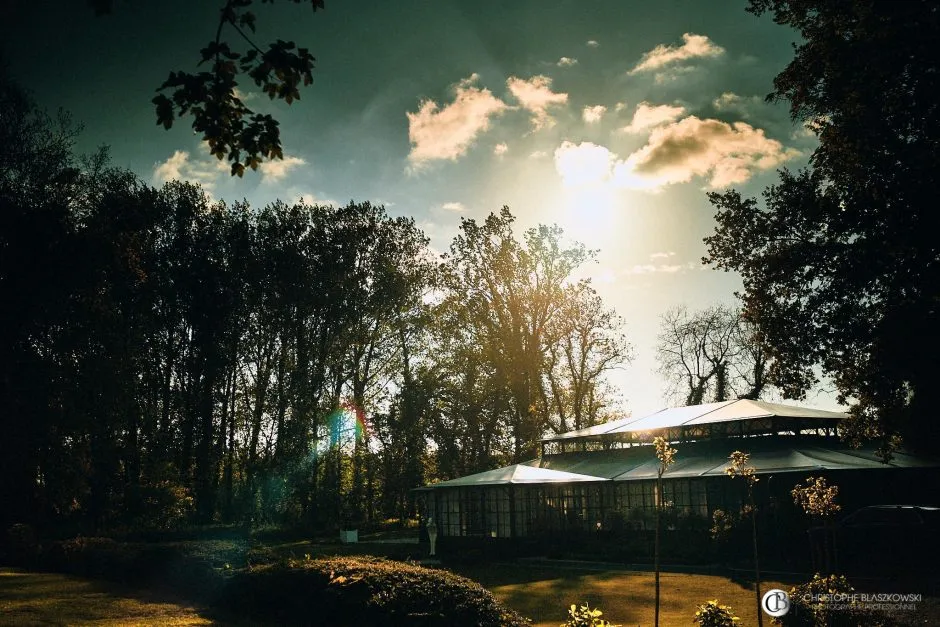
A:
705 0 940 455
656 305 772 406
438 207 631 463
545 286 632 433
442 208 592 461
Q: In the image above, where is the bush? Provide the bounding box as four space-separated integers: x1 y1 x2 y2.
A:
38 537 228 601
223 555 530 626
3 523 39 567
561 603 619 627
774 574 898 627
694 599 739 626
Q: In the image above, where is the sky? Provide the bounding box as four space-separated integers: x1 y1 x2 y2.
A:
1 0 841 417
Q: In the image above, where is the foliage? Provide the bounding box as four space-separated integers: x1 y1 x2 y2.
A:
653 436 677 627
224 555 531 626
694 599 739 627
791 477 840 519
1 68 634 536
706 0 940 456
726 451 764 626
91 0 324 176
657 305 773 405
561 602 619 627
3 524 39 567
131 480 195 530
792 476 841 574
774 574 898 627
436 207 632 466
725 452 758 487
653 437 677 471
710 509 734 542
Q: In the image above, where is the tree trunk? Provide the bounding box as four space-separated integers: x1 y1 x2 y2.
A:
751 492 763 627
655 473 662 627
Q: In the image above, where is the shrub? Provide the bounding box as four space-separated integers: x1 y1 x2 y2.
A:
3 523 39 567
694 599 739 627
774 574 898 627
38 537 228 601
223 555 530 626
561 603 620 627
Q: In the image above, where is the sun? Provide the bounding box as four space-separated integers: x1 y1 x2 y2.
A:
556 183 620 245
550 140 625 246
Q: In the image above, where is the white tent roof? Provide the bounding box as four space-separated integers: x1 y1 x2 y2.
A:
544 399 848 442
424 463 606 488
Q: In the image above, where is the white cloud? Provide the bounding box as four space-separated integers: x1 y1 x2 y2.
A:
629 33 725 74
626 261 702 274
554 141 615 187
551 117 799 193
259 155 306 182
529 150 549 159
582 105 607 124
653 65 696 85
406 74 508 169
615 102 629 113
493 142 509 156
649 251 676 260
619 116 800 189
621 102 686 133
152 149 227 194
440 201 466 212
713 92 765 117
557 57 578 67
506 75 569 130
232 86 257 102
586 40 600 48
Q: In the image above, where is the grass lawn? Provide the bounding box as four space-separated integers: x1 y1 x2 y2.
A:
0 568 220 626
452 563 796 627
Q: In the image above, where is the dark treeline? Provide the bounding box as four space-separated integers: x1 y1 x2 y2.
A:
0 74 630 533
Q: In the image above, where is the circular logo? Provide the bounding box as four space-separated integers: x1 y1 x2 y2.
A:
762 589 791 617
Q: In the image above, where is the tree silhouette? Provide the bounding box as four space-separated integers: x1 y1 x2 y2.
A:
705 0 940 456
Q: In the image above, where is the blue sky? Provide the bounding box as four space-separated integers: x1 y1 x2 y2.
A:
2 0 839 416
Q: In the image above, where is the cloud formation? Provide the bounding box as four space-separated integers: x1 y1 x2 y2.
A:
506 75 569 130
493 142 509 156
557 57 578 67
582 105 607 124
712 92 765 117
406 74 508 168
440 201 465 212
629 33 724 74
152 149 227 194
626 261 703 274
554 117 798 192
621 102 686 133
586 40 600 48
259 155 307 182
554 141 615 187
621 116 800 189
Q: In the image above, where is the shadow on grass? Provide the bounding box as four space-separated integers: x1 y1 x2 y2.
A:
448 562 801 627
0 567 231 625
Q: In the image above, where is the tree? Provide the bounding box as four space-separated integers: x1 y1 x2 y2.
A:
91 0 324 176
656 305 772 406
545 286 633 433
792 475 840 573
653 436 676 627
726 451 763 627
441 208 592 461
705 1 940 456
437 207 630 463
